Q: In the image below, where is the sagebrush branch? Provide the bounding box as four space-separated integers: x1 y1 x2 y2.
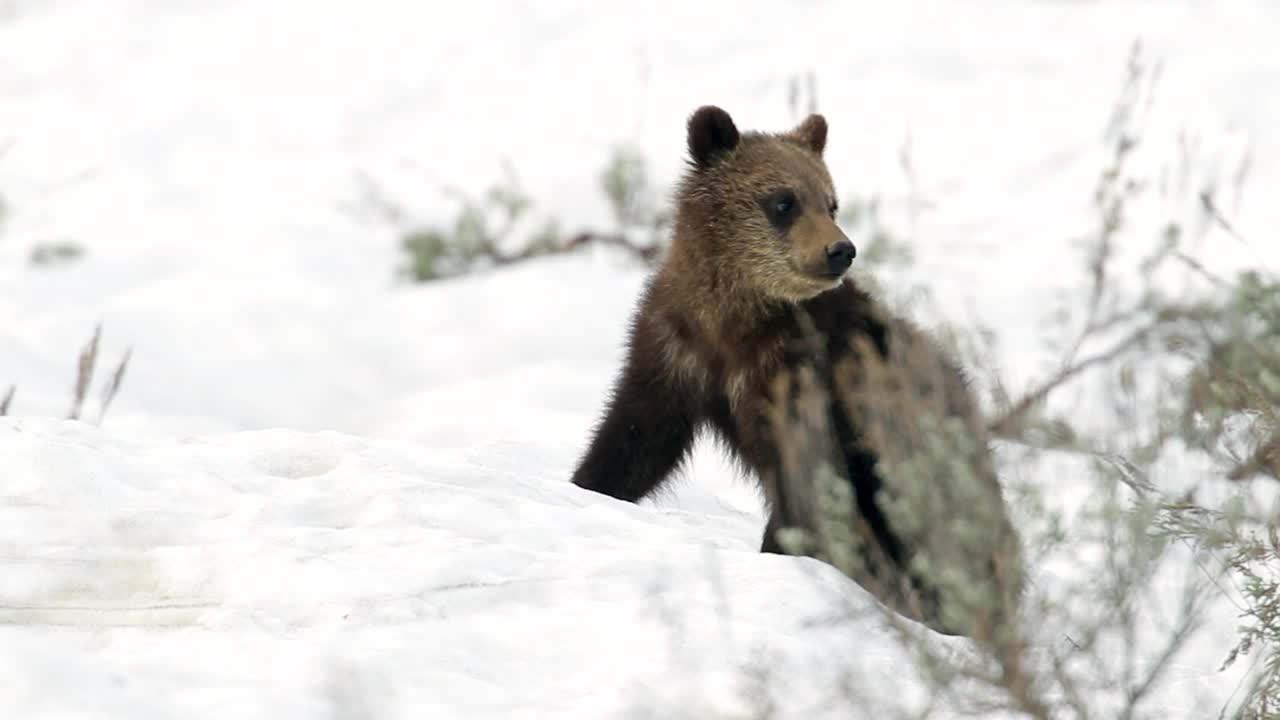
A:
487 230 661 267
1229 434 1280 482
987 322 1157 439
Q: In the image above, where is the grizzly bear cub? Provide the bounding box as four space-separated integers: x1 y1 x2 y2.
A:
571 106 1022 640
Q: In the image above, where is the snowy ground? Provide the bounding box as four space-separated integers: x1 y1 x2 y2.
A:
0 421 947 719
1 1 1278 717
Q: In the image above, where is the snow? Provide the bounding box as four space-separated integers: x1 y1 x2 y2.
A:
1 0 1277 717
0 420 955 719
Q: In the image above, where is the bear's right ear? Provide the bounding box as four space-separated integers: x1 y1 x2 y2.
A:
687 106 740 169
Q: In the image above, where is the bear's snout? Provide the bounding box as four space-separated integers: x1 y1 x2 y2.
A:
824 240 857 276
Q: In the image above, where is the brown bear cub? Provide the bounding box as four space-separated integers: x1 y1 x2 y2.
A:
571 106 1022 641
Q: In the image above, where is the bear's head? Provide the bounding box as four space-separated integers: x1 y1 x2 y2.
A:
675 105 855 302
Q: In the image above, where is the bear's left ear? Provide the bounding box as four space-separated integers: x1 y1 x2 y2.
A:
789 113 827 156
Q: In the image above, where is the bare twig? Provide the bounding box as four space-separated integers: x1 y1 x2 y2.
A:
988 321 1156 438
1200 190 1246 244
95 348 131 425
1120 583 1211 719
1176 251 1233 289
68 323 102 420
478 230 661 268
559 230 661 262
1229 434 1280 482
0 384 13 416
350 170 406 226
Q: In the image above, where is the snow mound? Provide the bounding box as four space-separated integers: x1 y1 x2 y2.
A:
0 418 969 719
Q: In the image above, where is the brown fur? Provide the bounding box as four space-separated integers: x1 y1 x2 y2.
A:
571 106 1022 639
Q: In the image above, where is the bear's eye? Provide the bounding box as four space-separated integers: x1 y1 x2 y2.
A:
828 200 839 219
761 190 799 227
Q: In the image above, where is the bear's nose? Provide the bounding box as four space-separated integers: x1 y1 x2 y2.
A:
825 240 857 275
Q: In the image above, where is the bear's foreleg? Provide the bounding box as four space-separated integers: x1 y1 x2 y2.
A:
570 353 697 502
